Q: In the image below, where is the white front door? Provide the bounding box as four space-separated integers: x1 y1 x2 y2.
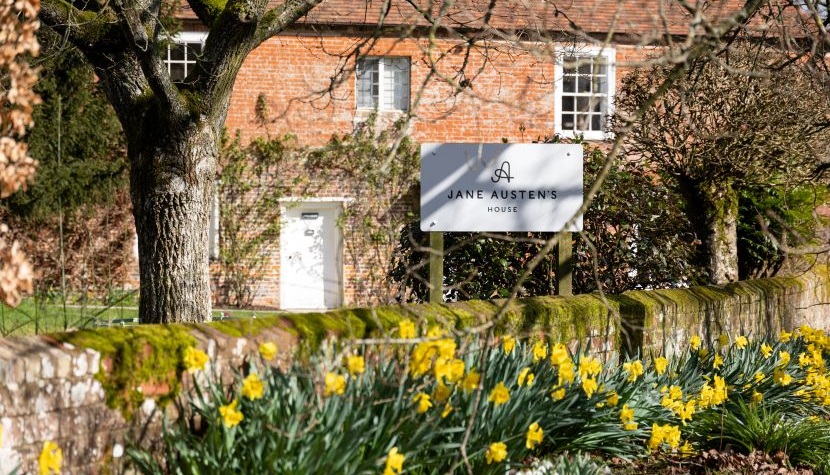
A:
280 202 343 310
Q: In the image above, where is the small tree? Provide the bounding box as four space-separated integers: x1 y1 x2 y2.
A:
0 0 40 306
613 45 830 284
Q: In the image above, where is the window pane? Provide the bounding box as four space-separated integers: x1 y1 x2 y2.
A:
187 42 203 55
578 62 591 75
170 45 185 61
562 96 574 111
170 63 186 82
563 56 577 74
561 114 575 129
593 75 606 94
591 114 602 131
578 76 591 93
592 97 603 113
576 97 589 111
563 76 575 93
577 114 590 130
357 58 380 108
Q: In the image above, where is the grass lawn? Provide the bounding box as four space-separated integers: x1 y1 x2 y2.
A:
0 295 277 337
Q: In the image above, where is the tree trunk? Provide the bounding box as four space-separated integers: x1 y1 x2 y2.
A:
678 177 740 285
130 119 217 324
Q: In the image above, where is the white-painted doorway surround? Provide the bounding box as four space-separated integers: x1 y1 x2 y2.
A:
279 199 345 310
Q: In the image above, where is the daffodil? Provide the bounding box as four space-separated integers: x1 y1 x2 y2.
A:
717 333 729 348
558 360 576 385
760 343 773 359
689 335 702 351
551 387 566 401
526 422 544 449
324 372 346 396
606 391 620 407
485 442 507 464
713 354 724 370
441 404 453 418
241 373 264 400
517 367 535 387
620 404 635 427
752 390 763 404
219 399 244 428
433 383 451 402
258 342 278 361
648 423 681 451
488 382 510 405
502 335 516 354
549 343 570 366
462 370 480 392
346 355 365 376
38 441 62 475
780 330 792 342
183 347 209 373
734 335 748 349
413 392 433 413
623 360 644 382
398 319 416 339
779 351 791 367
654 356 668 375
383 447 405 475
532 341 548 362
578 356 602 380
582 378 598 398
774 369 793 386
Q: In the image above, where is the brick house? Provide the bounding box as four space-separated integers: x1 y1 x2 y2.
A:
160 0 776 310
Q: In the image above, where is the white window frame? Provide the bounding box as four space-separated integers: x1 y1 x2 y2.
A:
355 56 411 112
554 46 616 141
163 32 208 82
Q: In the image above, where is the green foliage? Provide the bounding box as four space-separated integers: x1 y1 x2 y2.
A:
216 126 297 306
389 144 704 301
4 30 126 220
127 326 830 474
738 183 830 279
546 452 608 475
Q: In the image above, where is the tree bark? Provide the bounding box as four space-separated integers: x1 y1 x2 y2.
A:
680 177 740 285
130 118 217 323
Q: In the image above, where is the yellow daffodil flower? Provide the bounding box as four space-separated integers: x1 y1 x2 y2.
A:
462 370 480 392
488 382 510 405
518 367 535 387
713 354 724 370
550 343 570 366
578 356 602 380
441 404 453 418
485 442 507 464
258 342 278 361
502 335 516 354
558 361 576 386
654 356 668 375
183 347 209 373
38 441 62 475
717 333 729 348
413 392 433 413
324 372 346 397
433 383 451 402
346 355 365 376
689 335 702 351
780 330 792 343
551 387 566 401
735 335 748 350
582 378 598 398
606 391 620 407
219 399 244 428
398 319 416 339
383 447 405 475
779 351 791 367
623 360 644 382
241 373 264 400
752 390 763 404
760 343 773 359
526 422 544 449
532 341 548 362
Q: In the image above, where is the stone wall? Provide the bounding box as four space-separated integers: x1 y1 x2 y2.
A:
0 270 827 474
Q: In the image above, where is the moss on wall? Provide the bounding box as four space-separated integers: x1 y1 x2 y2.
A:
54 324 195 420
43 269 825 419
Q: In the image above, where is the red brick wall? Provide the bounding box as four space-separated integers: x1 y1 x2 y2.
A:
221 34 657 308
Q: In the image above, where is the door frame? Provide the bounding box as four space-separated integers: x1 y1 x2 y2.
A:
279 198 347 310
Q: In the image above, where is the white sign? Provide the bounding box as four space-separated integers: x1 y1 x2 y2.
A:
420 143 583 232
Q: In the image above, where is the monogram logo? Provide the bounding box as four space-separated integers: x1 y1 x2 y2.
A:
491 161 514 183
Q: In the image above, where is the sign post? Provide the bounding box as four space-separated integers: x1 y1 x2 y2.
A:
557 232 573 296
420 143 583 297
429 232 444 303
